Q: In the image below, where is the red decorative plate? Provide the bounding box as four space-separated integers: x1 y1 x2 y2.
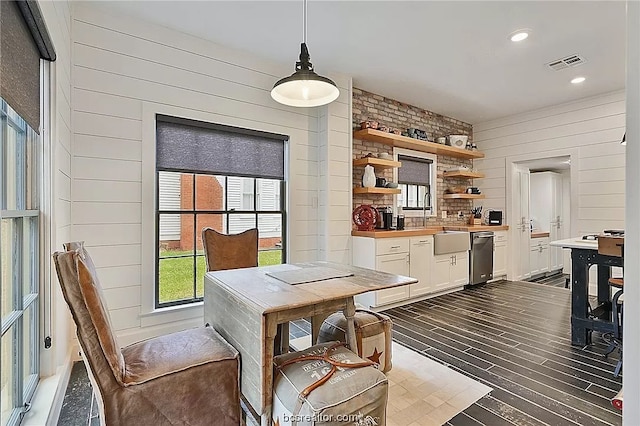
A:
353 205 378 231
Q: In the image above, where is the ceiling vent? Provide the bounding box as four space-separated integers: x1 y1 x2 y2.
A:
546 54 587 71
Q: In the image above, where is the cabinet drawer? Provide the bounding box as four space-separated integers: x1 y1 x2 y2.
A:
530 237 549 248
495 232 507 243
376 238 409 255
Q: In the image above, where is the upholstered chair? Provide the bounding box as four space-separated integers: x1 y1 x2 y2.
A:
202 228 289 354
53 242 241 425
202 228 258 271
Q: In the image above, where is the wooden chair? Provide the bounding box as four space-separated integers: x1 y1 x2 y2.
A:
598 236 624 377
202 228 290 355
53 242 241 425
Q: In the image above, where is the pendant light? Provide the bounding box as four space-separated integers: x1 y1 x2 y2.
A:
271 0 339 107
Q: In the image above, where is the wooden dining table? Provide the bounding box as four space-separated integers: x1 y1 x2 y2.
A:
203 261 417 426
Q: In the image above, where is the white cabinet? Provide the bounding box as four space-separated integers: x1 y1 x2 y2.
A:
375 252 410 305
353 237 410 308
409 236 433 298
530 172 564 272
529 237 550 277
432 252 468 292
493 231 508 278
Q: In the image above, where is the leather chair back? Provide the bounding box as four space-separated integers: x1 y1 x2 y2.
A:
202 228 258 271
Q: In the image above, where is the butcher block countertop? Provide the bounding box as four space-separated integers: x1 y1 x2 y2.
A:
351 225 509 238
443 225 509 232
531 231 550 239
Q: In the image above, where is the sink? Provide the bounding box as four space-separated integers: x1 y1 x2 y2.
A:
434 231 470 255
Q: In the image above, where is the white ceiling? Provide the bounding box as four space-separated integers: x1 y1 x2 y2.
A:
102 1 626 124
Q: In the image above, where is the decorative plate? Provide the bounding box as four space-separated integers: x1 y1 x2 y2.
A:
352 205 378 231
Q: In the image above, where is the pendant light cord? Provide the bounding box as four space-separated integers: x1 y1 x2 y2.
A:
303 0 307 44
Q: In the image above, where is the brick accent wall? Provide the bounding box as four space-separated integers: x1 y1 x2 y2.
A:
352 88 476 228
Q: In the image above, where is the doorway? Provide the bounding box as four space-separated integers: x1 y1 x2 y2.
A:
506 152 577 282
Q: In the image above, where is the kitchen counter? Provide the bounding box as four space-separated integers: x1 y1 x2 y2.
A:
550 237 599 250
351 224 509 238
443 225 509 232
531 231 550 238
351 228 441 238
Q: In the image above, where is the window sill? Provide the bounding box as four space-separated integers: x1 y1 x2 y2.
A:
140 301 204 328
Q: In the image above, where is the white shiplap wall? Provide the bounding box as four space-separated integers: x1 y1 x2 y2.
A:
474 90 626 236
70 3 351 345
318 81 352 264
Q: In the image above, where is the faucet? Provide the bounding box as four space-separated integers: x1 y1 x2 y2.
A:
423 185 432 227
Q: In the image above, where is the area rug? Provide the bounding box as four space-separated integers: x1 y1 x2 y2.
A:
288 335 492 426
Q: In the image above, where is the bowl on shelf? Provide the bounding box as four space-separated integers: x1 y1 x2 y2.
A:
449 135 469 148
384 182 398 188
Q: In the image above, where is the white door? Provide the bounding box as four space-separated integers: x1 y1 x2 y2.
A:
375 253 410 305
530 245 541 276
409 238 432 297
511 164 531 280
451 252 469 287
432 254 453 292
549 223 563 271
493 241 507 277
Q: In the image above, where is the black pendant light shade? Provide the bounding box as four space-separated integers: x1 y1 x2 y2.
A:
271 43 339 107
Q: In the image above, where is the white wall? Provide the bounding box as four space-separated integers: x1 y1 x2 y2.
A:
624 1 640 422
475 91 626 236
70 3 351 345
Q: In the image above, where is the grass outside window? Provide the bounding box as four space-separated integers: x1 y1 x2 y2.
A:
158 249 282 303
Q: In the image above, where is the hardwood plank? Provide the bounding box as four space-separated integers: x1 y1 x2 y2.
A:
385 279 621 426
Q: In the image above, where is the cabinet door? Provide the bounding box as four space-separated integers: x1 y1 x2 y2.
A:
375 253 410 305
540 246 550 274
552 173 563 223
432 254 453 292
549 225 562 271
530 245 540 276
493 241 507 278
409 238 432 297
451 252 469 287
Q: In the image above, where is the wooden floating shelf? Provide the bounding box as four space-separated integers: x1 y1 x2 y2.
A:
442 171 485 179
443 193 485 199
352 157 402 169
353 187 402 195
353 129 484 160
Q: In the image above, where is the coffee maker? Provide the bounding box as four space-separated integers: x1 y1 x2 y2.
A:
376 206 393 230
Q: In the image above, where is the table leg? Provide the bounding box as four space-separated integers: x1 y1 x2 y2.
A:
571 249 590 346
597 264 612 318
261 316 278 426
343 298 359 353
311 313 331 346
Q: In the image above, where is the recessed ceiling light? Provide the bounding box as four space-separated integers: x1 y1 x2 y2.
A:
571 76 586 84
510 30 530 42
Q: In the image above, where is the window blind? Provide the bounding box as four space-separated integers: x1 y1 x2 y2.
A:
398 155 432 186
0 0 56 132
156 115 287 180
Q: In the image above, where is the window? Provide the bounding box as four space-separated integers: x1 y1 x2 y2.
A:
1 100 40 426
395 150 437 215
155 116 288 307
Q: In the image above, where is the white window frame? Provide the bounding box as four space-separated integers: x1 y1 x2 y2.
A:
392 147 437 219
140 102 289 323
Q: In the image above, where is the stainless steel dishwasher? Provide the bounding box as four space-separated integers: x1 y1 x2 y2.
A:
469 231 494 285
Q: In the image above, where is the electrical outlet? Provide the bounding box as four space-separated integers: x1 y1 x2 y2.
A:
441 210 447 219
458 211 464 218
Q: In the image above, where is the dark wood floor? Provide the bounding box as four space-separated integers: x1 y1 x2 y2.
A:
385 279 622 426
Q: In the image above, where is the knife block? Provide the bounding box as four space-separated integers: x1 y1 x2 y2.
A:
469 217 482 225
